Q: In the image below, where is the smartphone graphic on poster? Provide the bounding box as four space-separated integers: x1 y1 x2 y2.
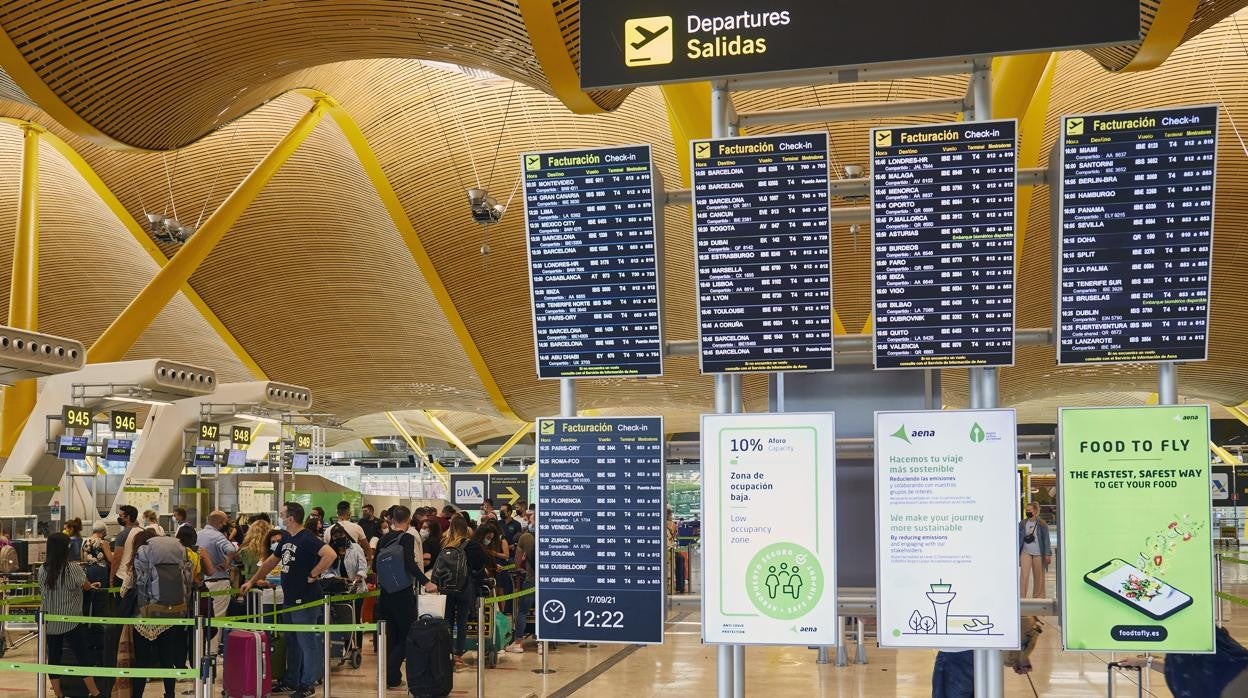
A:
1084 558 1193 621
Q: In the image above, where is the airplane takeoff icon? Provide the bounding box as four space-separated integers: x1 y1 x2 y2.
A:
624 16 673 67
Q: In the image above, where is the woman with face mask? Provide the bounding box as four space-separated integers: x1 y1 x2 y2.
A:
421 519 443 569
1018 502 1052 598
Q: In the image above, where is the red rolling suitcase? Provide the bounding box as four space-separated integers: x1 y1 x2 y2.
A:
223 629 272 698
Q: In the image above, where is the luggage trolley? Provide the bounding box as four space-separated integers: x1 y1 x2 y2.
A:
320 577 363 670
0 572 38 658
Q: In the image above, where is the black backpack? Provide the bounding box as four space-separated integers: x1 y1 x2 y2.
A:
430 542 469 594
375 535 413 594
406 615 453 697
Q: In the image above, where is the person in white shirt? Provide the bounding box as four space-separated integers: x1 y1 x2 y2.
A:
141 509 165 536
323 500 371 559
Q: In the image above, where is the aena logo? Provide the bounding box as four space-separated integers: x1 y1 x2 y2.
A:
890 425 935 444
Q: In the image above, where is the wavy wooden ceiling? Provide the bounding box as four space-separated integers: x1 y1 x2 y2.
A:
0 124 254 393
0 4 1246 443
0 0 632 150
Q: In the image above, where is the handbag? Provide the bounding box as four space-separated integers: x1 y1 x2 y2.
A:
418 592 447 619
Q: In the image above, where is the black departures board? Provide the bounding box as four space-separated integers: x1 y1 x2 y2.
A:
536 416 665 644
871 121 1018 369
1057 106 1217 364
522 145 664 379
691 133 833 374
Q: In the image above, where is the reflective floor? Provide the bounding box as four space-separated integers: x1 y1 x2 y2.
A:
3 557 1246 697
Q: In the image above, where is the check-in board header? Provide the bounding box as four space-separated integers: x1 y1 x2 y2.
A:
580 0 1140 89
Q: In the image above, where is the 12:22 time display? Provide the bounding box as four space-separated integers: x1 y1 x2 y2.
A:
574 610 624 628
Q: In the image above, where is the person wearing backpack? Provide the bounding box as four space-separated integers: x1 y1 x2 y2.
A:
371 505 438 689
130 528 192 698
432 514 489 672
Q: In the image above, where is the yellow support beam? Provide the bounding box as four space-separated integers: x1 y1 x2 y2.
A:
386 411 449 487
1211 441 1242 466
472 423 534 473
661 82 713 187
1120 0 1201 72
308 90 520 420
1012 53 1058 273
1229 405 1248 429
0 119 267 380
87 98 331 364
516 0 611 114
0 124 41 456
422 410 482 464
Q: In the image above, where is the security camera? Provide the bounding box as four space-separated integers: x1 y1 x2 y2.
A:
844 164 863 178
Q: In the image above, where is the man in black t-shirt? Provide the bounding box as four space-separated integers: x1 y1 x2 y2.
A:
243 502 336 698
358 503 381 543
499 504 522 545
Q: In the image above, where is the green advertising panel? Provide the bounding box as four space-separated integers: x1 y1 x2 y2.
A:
1059 406 1214 653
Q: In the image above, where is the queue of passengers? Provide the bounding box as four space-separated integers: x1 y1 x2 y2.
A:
31 498 536 696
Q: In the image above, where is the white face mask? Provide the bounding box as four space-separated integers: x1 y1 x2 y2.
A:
419 529 430 541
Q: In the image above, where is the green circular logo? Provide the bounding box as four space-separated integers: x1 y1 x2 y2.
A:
745 542 823 620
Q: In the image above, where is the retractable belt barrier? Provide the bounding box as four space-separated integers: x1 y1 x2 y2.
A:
210 589 379 623
1216 591 1248 607
1 662 196 679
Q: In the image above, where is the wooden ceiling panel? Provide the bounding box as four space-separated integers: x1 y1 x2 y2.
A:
0 122 254 389
173 108 499 421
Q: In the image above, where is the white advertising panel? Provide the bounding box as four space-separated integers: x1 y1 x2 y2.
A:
875 409 1021 650
702 412 837 646
119 477 173 516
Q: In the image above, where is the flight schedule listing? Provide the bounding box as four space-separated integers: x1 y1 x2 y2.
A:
536 417 665 644
691 133 833 374
522 145 663 379
1058 106 1217 365
871 121 1018 369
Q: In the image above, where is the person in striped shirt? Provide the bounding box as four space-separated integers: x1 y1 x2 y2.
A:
39 532 103 698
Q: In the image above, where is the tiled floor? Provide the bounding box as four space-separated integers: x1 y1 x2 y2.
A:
4 558 1246 697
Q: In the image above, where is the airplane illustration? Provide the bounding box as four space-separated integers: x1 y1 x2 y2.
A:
631 24 669 50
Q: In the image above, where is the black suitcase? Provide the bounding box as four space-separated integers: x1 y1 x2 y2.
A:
407 615 453 698
60 589 118 697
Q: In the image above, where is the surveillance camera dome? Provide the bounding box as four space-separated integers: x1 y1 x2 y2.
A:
844 164 864 178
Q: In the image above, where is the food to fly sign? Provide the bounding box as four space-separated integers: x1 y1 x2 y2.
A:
580 1 1140 89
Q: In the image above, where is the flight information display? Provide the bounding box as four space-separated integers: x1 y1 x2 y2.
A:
536 416 665 644
1057 106 1217 364
871 121 1018 369
522 145 663 379
691 133 833 374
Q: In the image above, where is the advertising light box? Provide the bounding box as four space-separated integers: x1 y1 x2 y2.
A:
536 417 665 644
1057 105 1217 365
1059 406 1214 652
691 133 833 374
875 409 1020 650
702 412 837 646
580 1 1140 89
522 145 664 379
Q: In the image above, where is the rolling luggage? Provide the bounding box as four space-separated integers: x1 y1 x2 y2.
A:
58 588 117 697
223 630 272 698
406 615 453 698
1106 661 1143 698
329 601 362 668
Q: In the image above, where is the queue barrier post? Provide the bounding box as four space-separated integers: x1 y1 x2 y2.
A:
835 616 848 667
476 595 486 698
322 598 332 698
376 619 387 698
815 646 830 665
35 610 46 698
1216 553 1224 624
193 615 205 698
855 617 867 665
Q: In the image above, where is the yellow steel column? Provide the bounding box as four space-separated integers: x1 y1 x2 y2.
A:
422 410 482 465
471 423 534 473
87 99 331 364
0 124 42 456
